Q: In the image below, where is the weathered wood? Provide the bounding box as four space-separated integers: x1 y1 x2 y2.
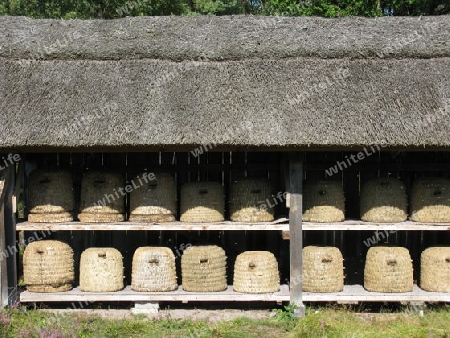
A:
4 165 17 305
20 285 291 302
16 219 289 231
288 154 304 317
20 284 450 303
0 170 7 308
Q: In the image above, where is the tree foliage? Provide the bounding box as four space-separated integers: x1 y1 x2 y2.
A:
0 0 448 18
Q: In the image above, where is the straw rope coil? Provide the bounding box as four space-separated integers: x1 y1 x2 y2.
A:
23 240 74 292
180 182 224 222
79 247 124 292
360 178 408 223
364 246 413 292
233 251 279 293
410 178 450 222
420 247 450 292
303 181 345 222
129 173 177 222
78 171 125 222
28 169 74 222
181 245 227 292
230 180 274 222
131 247 178 292
302 246 344 292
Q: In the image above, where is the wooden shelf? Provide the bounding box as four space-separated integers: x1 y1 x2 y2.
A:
19 285 450 303
20 285 290 303
16 219 289 231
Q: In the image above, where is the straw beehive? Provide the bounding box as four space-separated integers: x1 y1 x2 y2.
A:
360 178 408 223
79 247 124 292
364 246 413 292
131 247 178 292
129 173 177 222
302 246 344 292
410 178 450 222
230 180 274 222
180 182 224 222
233 251 279 293
78 171 125 222
303 181 345 222
420 247 450 292
28 169 74 222
181 245 227 292
23 240 74 292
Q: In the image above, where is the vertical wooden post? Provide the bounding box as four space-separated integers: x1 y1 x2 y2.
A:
0 169 7 308
289 153 305 317
4 164 17 305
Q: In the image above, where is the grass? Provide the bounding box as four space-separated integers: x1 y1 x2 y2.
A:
1 304 450 338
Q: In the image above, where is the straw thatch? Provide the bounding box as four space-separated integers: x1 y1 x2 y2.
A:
364 246 413 293
181 245 227 292
131 247 178 292
302 246 344 292
303 181 345 222
27 169 74 222
420 247 450 292
410 178 450 222
78 171 125 222
79 247 124 292
180 182 224 222
129 173 177 222
360 178 408 223
233 251 279 293
23 240 74 292
1 17 450 153
230 180 274 222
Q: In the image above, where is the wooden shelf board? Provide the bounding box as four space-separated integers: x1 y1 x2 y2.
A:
16 219 289 231
20 285 450 303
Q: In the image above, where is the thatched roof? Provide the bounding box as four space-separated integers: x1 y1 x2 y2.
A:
1 16 449 151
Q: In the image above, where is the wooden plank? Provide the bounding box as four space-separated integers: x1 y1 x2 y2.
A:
17 219 289 231
0 168 7 308
288 154 304 317
20 284 450 304
20 285 290 303
4 165 17 305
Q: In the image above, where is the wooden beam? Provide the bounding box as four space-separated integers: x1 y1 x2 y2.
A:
4 164 17 305
288 154 305 317
0 172 7 308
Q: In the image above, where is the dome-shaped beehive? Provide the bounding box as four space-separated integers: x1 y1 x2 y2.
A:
79 247 124 292
131 247 178 292
28 169 74 222
233 251 279 293
364 246 413 292
230 180 274 222
360 178 408 222
78 171 125 222
420 247 450 292
302 246 344 292
129 173 177 222
23 240 74 292
303 181 345 222
181 245 227 292
410 178 450 222
180 182 224 222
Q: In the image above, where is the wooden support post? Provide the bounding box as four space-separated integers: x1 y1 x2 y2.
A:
5 164 17 305
288 154 305 317
0 169 7 308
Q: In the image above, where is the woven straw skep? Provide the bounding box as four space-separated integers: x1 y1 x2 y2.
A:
78 171 125 222
230 180 274 222
233 251 279 293
129 173 177 222
410 178 450 222
131 247 178 292
360 178 408 223
420 247 450 292
79 247 124 292
302 246 344 292
364 246 413 293
23 240 74 292
303 181 345 222
28 169 74 222
180 182 224 222
181 245 227 292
